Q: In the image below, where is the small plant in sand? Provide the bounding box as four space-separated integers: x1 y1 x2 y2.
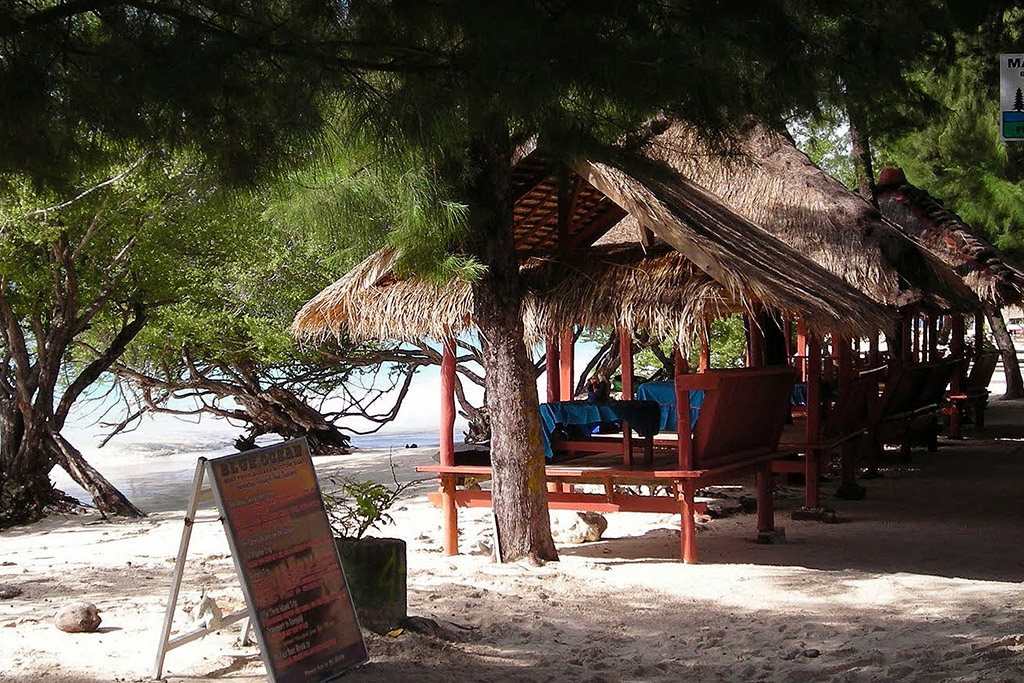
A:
322 459 412 540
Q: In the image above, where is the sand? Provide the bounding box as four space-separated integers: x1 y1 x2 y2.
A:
3 401 1024 682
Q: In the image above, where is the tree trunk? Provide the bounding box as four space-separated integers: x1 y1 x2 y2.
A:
235 387 351 454
986 308 1024 399
52 431 145 518
847 103 878 206
0 404 58 528
468 121 557 563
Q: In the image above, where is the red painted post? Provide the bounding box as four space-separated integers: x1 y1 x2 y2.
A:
439 336 458 556
545 335 560 404
619 328 634 400
559 328 574 401
674 348 693 471
836 334 855 489
678 480 698 564
618 328 634 466
804 333 822 508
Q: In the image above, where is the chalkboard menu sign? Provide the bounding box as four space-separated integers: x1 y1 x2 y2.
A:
208 439 368 682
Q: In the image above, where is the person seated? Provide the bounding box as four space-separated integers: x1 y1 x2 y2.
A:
586 374 611 403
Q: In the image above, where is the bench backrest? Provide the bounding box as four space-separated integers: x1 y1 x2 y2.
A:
822 373 878 439
872 358 958 420
677 366 798 470
965 351 1000 394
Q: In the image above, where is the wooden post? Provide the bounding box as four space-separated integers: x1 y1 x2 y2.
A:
975 311 984 357
619 328 634 400
545 335 560 404
674 348 693 471
678 480 698 564
912 315 921 363
559 328 574 401
756 464 775 535
949 314 966 439
901 314 913 363
698 318 711 373
868 331 880 367
836 334 855 490
796 319 808 380
618 328 635 466
804 332 822 508
928 316 939 361
747 312 765 368
783 316 793 362
439 337 458 556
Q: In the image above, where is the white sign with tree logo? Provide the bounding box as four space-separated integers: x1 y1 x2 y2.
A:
1001 53 1024 141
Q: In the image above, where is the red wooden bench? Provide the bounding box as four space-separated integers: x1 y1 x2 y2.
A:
866 358 959 471
947 351 999 430
773 370 879 508
417 366 798 563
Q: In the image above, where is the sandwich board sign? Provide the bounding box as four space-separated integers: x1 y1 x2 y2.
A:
1001 53 1024 141
153 438 368 681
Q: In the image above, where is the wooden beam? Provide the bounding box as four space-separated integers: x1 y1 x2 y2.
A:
557 167 571 256
567 202 628 249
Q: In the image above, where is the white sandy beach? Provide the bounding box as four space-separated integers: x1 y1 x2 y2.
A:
3 399 1024 682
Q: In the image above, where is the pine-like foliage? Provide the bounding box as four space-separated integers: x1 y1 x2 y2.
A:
878 8 1024 257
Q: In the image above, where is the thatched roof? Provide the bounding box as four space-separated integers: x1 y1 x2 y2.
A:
294 152 892 347
875 167 1024 306
641 121 979 313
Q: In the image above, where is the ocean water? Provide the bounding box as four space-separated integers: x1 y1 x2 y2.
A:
52 415 446 514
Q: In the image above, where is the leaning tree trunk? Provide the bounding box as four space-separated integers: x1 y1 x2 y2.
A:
51 431 145 518
234 387 351 454
468 121 557 563
987 308 1024 399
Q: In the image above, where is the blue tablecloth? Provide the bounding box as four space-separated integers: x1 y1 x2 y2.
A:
635 382 704 432
538 400 661 459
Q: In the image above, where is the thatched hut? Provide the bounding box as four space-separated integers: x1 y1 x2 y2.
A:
641 120 978 315
294 148 896 564
874 166 1024 431
293 150 891 347
875 167 1024 307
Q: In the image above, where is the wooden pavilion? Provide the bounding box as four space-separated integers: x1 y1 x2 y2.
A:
294 148 891 563
635 120 980 506
876 166 1024 435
